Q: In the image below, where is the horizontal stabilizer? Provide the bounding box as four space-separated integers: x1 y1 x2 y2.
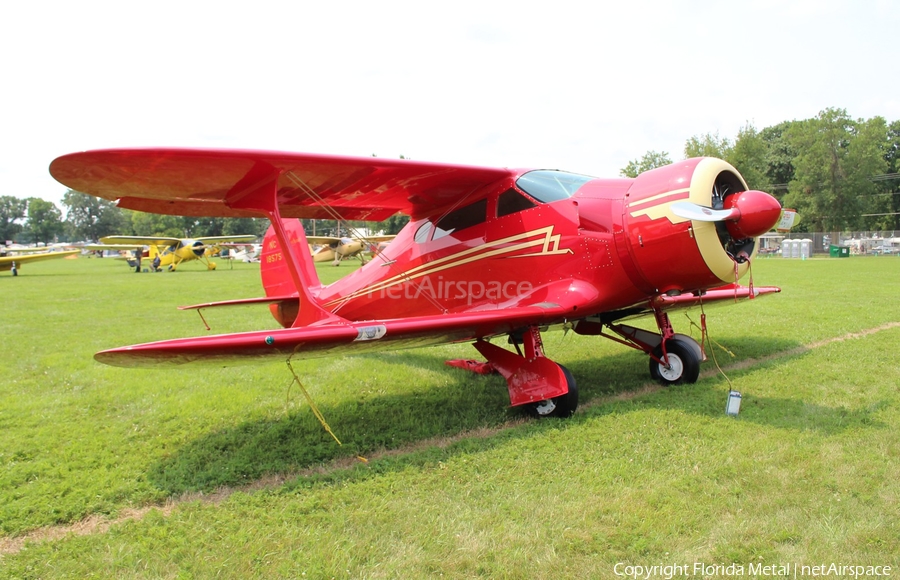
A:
178 295 299 311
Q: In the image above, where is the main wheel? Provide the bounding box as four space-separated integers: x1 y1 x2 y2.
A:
649 336 701 385
528 365 579 418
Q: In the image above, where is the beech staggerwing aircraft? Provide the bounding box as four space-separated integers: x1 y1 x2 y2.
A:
50 148 786 418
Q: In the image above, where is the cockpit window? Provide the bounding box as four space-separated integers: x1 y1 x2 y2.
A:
414 221 433 243
497 188 537 217
515 170 592 203
433 199 487 240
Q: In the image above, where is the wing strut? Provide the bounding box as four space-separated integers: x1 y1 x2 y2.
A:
284 171 395 268
225 169 345 328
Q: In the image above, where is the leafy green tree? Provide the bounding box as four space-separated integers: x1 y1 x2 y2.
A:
886 120 900 171
103 212 264 240
783 108 888 233
760 121 798 190
303 219 338 237
222 217 266 238
620 151 672 178
25 198 64 244
130 211 185 238
729 124 769 191
0 196 27 242
380 214 410 235
879 120 900 230
61 190 129 241
849 116 892 230
684 132 733 159
183 217 225 237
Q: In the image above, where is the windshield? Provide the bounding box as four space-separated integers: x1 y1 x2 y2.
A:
516 170 593 203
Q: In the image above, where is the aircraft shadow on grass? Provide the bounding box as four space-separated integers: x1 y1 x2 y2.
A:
147 335 885 495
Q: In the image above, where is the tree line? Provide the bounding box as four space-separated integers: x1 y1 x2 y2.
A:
5 107 897 244
0 192 411 245
0 192 270 245
622 107 900 233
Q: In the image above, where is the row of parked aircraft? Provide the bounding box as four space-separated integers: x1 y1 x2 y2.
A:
2 231 390 276
84 232 392 272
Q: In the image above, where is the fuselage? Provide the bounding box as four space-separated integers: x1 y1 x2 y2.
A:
308 158 768 323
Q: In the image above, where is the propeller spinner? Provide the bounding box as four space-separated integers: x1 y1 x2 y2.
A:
671 190 782 240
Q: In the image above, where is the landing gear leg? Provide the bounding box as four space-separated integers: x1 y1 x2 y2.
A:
648 335 701 385
473 326 578 418
594 308 704 386
646 311 701 385
528 364 578 418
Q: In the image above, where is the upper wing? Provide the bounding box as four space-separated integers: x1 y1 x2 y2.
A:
3 247 59 254
94 303 572 368
196 235 258 244
305 236 341 245
50 148 517 221
84 243 145 251
306 235 393 245
100 235 180 246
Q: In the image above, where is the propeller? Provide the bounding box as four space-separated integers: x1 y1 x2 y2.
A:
671 190 782 239
670 202 739 222
189 240 207 257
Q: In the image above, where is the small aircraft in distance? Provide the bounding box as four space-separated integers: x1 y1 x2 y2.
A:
1 247 80 276
220 242 262 263
308 234 395 265
94 235 257 271
51 148 787 418
83 243 147 272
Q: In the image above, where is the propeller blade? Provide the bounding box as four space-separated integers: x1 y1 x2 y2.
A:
670 201 739 222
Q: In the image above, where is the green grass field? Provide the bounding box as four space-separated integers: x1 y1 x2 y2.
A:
1 254 899 578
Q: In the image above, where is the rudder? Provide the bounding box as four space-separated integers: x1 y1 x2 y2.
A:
260 219 329 328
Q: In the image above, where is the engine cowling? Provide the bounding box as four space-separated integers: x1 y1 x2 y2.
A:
186 240 206 257
619 157 781 295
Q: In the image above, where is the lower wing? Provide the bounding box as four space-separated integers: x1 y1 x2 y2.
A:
94 303 573 368
0 250 79 269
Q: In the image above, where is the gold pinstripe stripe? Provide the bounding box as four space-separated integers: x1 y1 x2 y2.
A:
627 188 691 222
323 226 572 309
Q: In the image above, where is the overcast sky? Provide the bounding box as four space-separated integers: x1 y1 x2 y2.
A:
2 0 898 207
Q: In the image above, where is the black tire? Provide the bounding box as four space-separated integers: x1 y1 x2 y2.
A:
528 364 579 418
649 337 701 385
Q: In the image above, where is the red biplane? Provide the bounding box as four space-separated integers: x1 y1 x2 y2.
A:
50 149 784 418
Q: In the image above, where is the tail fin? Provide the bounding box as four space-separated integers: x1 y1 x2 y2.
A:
261 219 322 297
261 219 337 328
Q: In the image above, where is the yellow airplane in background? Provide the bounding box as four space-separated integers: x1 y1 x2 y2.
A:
308 235 395 266
1 247 80 275
97 235 257 271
